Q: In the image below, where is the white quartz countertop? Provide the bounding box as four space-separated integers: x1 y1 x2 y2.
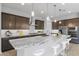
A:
9 35 70 50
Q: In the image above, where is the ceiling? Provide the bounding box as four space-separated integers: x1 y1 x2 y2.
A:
1 3 79 20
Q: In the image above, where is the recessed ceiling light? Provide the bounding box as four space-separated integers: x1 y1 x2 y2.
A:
68 11 71 13
54 20 57 23
51 16 53 18
61 3 65 5
21 3 24 5
59 21 62 24
46 16 50 21
41 11 44 14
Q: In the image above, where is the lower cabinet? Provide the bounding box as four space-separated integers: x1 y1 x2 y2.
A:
1 38 14 52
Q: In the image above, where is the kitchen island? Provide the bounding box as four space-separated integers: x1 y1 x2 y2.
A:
9 34 71 56
1 33 47 52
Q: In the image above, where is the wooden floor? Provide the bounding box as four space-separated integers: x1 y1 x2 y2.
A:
0 50 16 56
0 43 79 56
66 43 79 56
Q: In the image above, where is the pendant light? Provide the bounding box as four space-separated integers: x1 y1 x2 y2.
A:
31 3 35 17
58 4 66 24
46 3 50 21
45 3 52 35
29 3 35 25
53 4 57 23
31 11 35 17
58 9 62 24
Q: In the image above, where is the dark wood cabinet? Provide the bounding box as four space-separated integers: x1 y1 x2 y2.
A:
52 18 79 29
9 14 16 29
2 13 16 29
52 22 58 29
2 13 6 29
15 16 29 29
35 20 44 29
1 12 29 29
1 38 14 52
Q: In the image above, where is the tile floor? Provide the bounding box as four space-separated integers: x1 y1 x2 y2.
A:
0 43 79 56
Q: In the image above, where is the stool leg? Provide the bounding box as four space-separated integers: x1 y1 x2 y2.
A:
59 49 67 56
53 48 57 55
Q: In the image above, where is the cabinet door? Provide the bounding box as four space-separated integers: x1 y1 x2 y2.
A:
2 13 29 29
2 13 16 29
52 22 58 29
2 38 14 52
8 14 16 29
2 13 7 29
35 20 44 29
15 16 29 29
57 20 65 29
2 13 10 29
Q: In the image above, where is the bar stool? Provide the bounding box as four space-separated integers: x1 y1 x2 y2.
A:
61 38 71 50
60 38 71 55
51 44 61 55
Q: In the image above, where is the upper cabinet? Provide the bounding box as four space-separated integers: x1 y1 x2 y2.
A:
52 22 58 29
52 18 79 29
15 16 29 29
2 13 16 29
35 20 44 29
1 12 29 29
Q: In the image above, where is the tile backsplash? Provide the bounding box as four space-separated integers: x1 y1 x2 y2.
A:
1 30 44 38
1 29 59 38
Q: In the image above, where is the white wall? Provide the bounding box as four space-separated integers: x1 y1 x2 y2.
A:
0 3 1 53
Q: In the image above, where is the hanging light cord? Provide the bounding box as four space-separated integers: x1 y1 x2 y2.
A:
32 3 34 11
30 3 34 25
53 4 56 18
47 3 48 16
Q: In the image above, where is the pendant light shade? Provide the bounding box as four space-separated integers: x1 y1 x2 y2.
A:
29 3 35 25
46 3 50 21
46 16 50 21
31 3 35 17
31 11 35 17
53 4 57 23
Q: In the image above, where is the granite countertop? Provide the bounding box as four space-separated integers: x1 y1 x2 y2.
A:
9 35 71 50
9 34 71 56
